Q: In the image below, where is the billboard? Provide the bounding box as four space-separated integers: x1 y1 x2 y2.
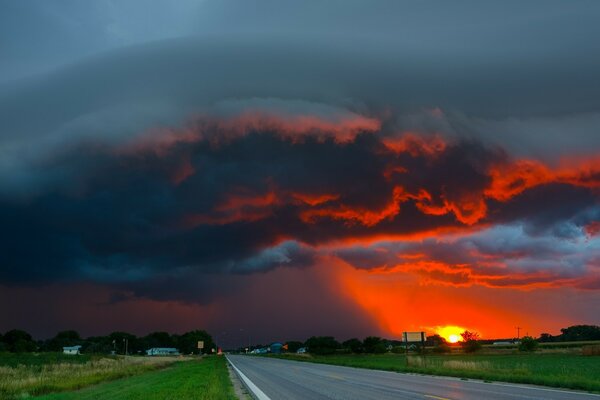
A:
403 332 426 343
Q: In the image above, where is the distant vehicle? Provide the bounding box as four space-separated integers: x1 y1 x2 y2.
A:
296 347 307 354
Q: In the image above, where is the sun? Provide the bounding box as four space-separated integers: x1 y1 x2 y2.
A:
436 325 466 343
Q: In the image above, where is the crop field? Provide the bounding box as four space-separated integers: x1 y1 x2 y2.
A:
36 356 236 400
0 353 182 399
272 352 600 392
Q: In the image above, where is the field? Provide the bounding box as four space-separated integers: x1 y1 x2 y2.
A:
271 352 600 392
36 356 237 400
0 353 235 399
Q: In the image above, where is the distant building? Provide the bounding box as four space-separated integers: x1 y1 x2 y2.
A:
296 347 307 354
146 347 180 356
63 345 82 355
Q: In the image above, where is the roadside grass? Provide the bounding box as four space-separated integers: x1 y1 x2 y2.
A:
269 353 600 392
36 356 237 400
0 353 180 399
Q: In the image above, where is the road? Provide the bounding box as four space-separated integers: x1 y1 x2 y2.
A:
226 355 600 400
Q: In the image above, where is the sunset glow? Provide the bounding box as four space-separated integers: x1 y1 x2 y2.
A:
436 326 468 343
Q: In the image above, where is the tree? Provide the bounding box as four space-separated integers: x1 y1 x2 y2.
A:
342 338 363 353
427 334 447 347
176 330 214 355
3 330 36 352
363 336 387 354
460 330 481 353
285 341 304 353
518 336 538 352
538 333 554 343
305 336 340 355
44 330 82 351
559 325 600 342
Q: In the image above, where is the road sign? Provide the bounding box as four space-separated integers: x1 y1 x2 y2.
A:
197 341 204 349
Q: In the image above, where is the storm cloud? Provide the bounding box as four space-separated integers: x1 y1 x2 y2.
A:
1 0 599 340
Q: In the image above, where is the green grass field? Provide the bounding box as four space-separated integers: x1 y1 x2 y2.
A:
36 356 236 400
0 353 183 399
271 353 600 392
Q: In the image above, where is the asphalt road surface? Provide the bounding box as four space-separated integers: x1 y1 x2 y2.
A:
227 355 600 400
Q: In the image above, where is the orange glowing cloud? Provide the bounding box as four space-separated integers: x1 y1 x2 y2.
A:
300 186 406 227
486 157 600 202
382 133 446 157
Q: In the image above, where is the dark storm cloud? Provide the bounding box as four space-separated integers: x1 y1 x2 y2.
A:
1 0 599 308
0 118 597 291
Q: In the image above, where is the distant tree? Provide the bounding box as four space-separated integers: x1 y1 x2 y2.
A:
518 336 538 352
426 334 447 347
44 330 82 351
460 330 481 353
285 341 304 353
142 331 173 349
3 330 36 352
538 333 554 343
176 330 214 355
559 325 600 342
363 336 387 354
305 336 340 355
428 335 450 353
342 338 363 353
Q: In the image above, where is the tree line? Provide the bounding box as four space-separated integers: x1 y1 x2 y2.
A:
0 329 215 354
246 325 600 355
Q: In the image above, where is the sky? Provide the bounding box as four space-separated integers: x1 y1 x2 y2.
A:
1 0 599 346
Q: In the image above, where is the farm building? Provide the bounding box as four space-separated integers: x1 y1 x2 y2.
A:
63 345 82 355
146 347 180 356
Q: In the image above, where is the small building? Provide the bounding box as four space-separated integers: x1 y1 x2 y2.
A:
146 347 180 356
63 345 82 355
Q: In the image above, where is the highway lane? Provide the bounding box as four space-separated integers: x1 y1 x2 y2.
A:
227 355 600 400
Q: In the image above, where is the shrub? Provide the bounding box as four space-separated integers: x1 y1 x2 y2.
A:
518 336 538 352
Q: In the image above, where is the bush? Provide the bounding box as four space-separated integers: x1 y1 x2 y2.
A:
518 336 538 352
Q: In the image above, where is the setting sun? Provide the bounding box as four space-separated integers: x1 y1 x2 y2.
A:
437 326 466 343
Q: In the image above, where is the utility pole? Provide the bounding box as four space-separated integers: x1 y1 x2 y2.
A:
516 326 521 340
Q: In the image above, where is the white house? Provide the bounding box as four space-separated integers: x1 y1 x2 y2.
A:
146 347 180 356
63 345 82 355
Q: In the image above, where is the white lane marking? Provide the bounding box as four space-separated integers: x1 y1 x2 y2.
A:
226 356 272 400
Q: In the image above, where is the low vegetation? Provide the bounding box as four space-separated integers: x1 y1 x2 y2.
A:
270 352 600 392
36 356 236 400
0 353 181 399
